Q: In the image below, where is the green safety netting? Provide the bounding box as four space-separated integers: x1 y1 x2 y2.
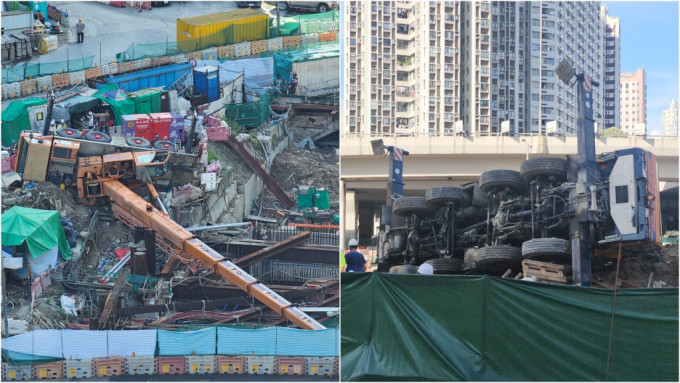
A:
272 43 339 81
225 91 272 128
1 206 72 260
269 10 339 37
1 98 47 146
2 56 95 83
116 41 180 62
341 273 679 381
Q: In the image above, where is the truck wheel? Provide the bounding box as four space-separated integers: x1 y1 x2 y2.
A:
154 140 176 152
520 157 568 182
479 169 527 195
56 128 80 138
425 186 462 209
424 258 464 274
392 196 431 217
277 1 289 11
521 238 571 263
85 131 112 143
389 265 419 274
475 245 522 273
125 136 150 148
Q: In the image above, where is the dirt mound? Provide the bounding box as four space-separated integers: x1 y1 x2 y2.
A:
271 146 339 202
593 245 678 288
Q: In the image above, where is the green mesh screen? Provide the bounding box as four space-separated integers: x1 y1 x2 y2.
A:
1 56 95 83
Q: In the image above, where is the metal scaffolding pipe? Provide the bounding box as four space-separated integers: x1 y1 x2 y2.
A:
186 222 252 232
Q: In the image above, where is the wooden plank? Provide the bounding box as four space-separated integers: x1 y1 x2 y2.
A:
234 231 311 268
522 259 570 283
98 273 126 328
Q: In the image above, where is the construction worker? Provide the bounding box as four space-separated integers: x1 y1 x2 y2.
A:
49 119 57 134
342 238 370 272
9 140 17 155
87 111 94 130
58 119 67 129
76 18 85 43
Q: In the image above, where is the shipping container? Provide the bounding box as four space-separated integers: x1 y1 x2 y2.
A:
149 112 172 140
176 9 269 51
1 11 34 34
97 63 193 93
193 66 220 102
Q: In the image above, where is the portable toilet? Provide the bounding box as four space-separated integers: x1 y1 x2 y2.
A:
193 66 220 103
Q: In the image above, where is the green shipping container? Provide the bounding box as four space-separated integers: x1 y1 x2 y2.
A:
177 9 269 51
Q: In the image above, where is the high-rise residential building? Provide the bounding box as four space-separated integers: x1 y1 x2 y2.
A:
662 99 678 136
619 67 647 135
601 6 620 129
343 1 606 137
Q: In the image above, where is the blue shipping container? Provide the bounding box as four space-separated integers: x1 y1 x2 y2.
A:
193 66 220 103
99 62 193 93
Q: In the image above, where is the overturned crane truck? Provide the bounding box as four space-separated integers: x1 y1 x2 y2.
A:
377 60 661 287
14 132 325 330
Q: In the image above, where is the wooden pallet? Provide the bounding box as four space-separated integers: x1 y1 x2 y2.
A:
522 259 571 284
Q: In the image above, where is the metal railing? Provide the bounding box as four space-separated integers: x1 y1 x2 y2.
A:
253 225 339 247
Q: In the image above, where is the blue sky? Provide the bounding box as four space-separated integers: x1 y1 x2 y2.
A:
604 1 679 135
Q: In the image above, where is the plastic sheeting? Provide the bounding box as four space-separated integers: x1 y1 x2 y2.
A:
29 245 58 278
196 57 273 95
341 273 679 381
1 330 63 359
1 206 72 261
61 330 108 359
276 328 338 357
157 327 216 356
106 330 156 357
217 327 276 355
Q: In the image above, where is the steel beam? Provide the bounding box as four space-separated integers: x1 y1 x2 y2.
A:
98 273 126 328
234 231 311 268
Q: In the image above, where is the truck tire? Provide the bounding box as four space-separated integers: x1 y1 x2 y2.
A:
154 140 176 152
472 181 488 207
475 245 522 273
520 157 569 182
317 2 329 12
424 258 464 274
56 128 80 138
125 136 150 148
389 265 419 274
393 196 431 217
479 169 527 195
425 186 462 209
85 131 112 143
521 238 571 262
277 1 289 11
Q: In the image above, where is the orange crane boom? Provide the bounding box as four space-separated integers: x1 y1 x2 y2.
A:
101 180 325 330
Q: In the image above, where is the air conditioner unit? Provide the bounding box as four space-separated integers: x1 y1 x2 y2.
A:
501 120 511 133
545 120 564 135
454 120 464 133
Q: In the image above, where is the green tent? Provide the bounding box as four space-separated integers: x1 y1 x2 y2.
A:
1 206 71 260
93 84 135 126
0 98 47 146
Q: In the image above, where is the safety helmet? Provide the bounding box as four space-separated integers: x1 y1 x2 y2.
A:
348 238 359 247
79 18 82 22
60 119 65 123
88 111 93 115
11 139 15 143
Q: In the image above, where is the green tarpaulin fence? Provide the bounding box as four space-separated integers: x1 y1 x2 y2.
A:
1 56 95 83
225 92 272 128
0 98 47 146
1 206 71 260
341 273 678 381
270 10 339 37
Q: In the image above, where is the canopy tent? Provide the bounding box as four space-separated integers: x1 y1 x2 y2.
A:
1 206 71 260
0 98 47 146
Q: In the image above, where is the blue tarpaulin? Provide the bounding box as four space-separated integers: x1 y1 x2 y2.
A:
157 327 216 356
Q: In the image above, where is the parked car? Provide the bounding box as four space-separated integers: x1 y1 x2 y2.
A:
237 1 262 7
277 1 337 13
151 1 170 6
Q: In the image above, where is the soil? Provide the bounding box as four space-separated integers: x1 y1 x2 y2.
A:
208 141 256 186
593 245 679 288
270 146 339 202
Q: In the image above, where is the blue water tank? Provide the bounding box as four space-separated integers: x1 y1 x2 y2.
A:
193 66 220 103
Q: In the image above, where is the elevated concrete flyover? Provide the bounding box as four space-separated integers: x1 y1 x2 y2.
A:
340 135 679 245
